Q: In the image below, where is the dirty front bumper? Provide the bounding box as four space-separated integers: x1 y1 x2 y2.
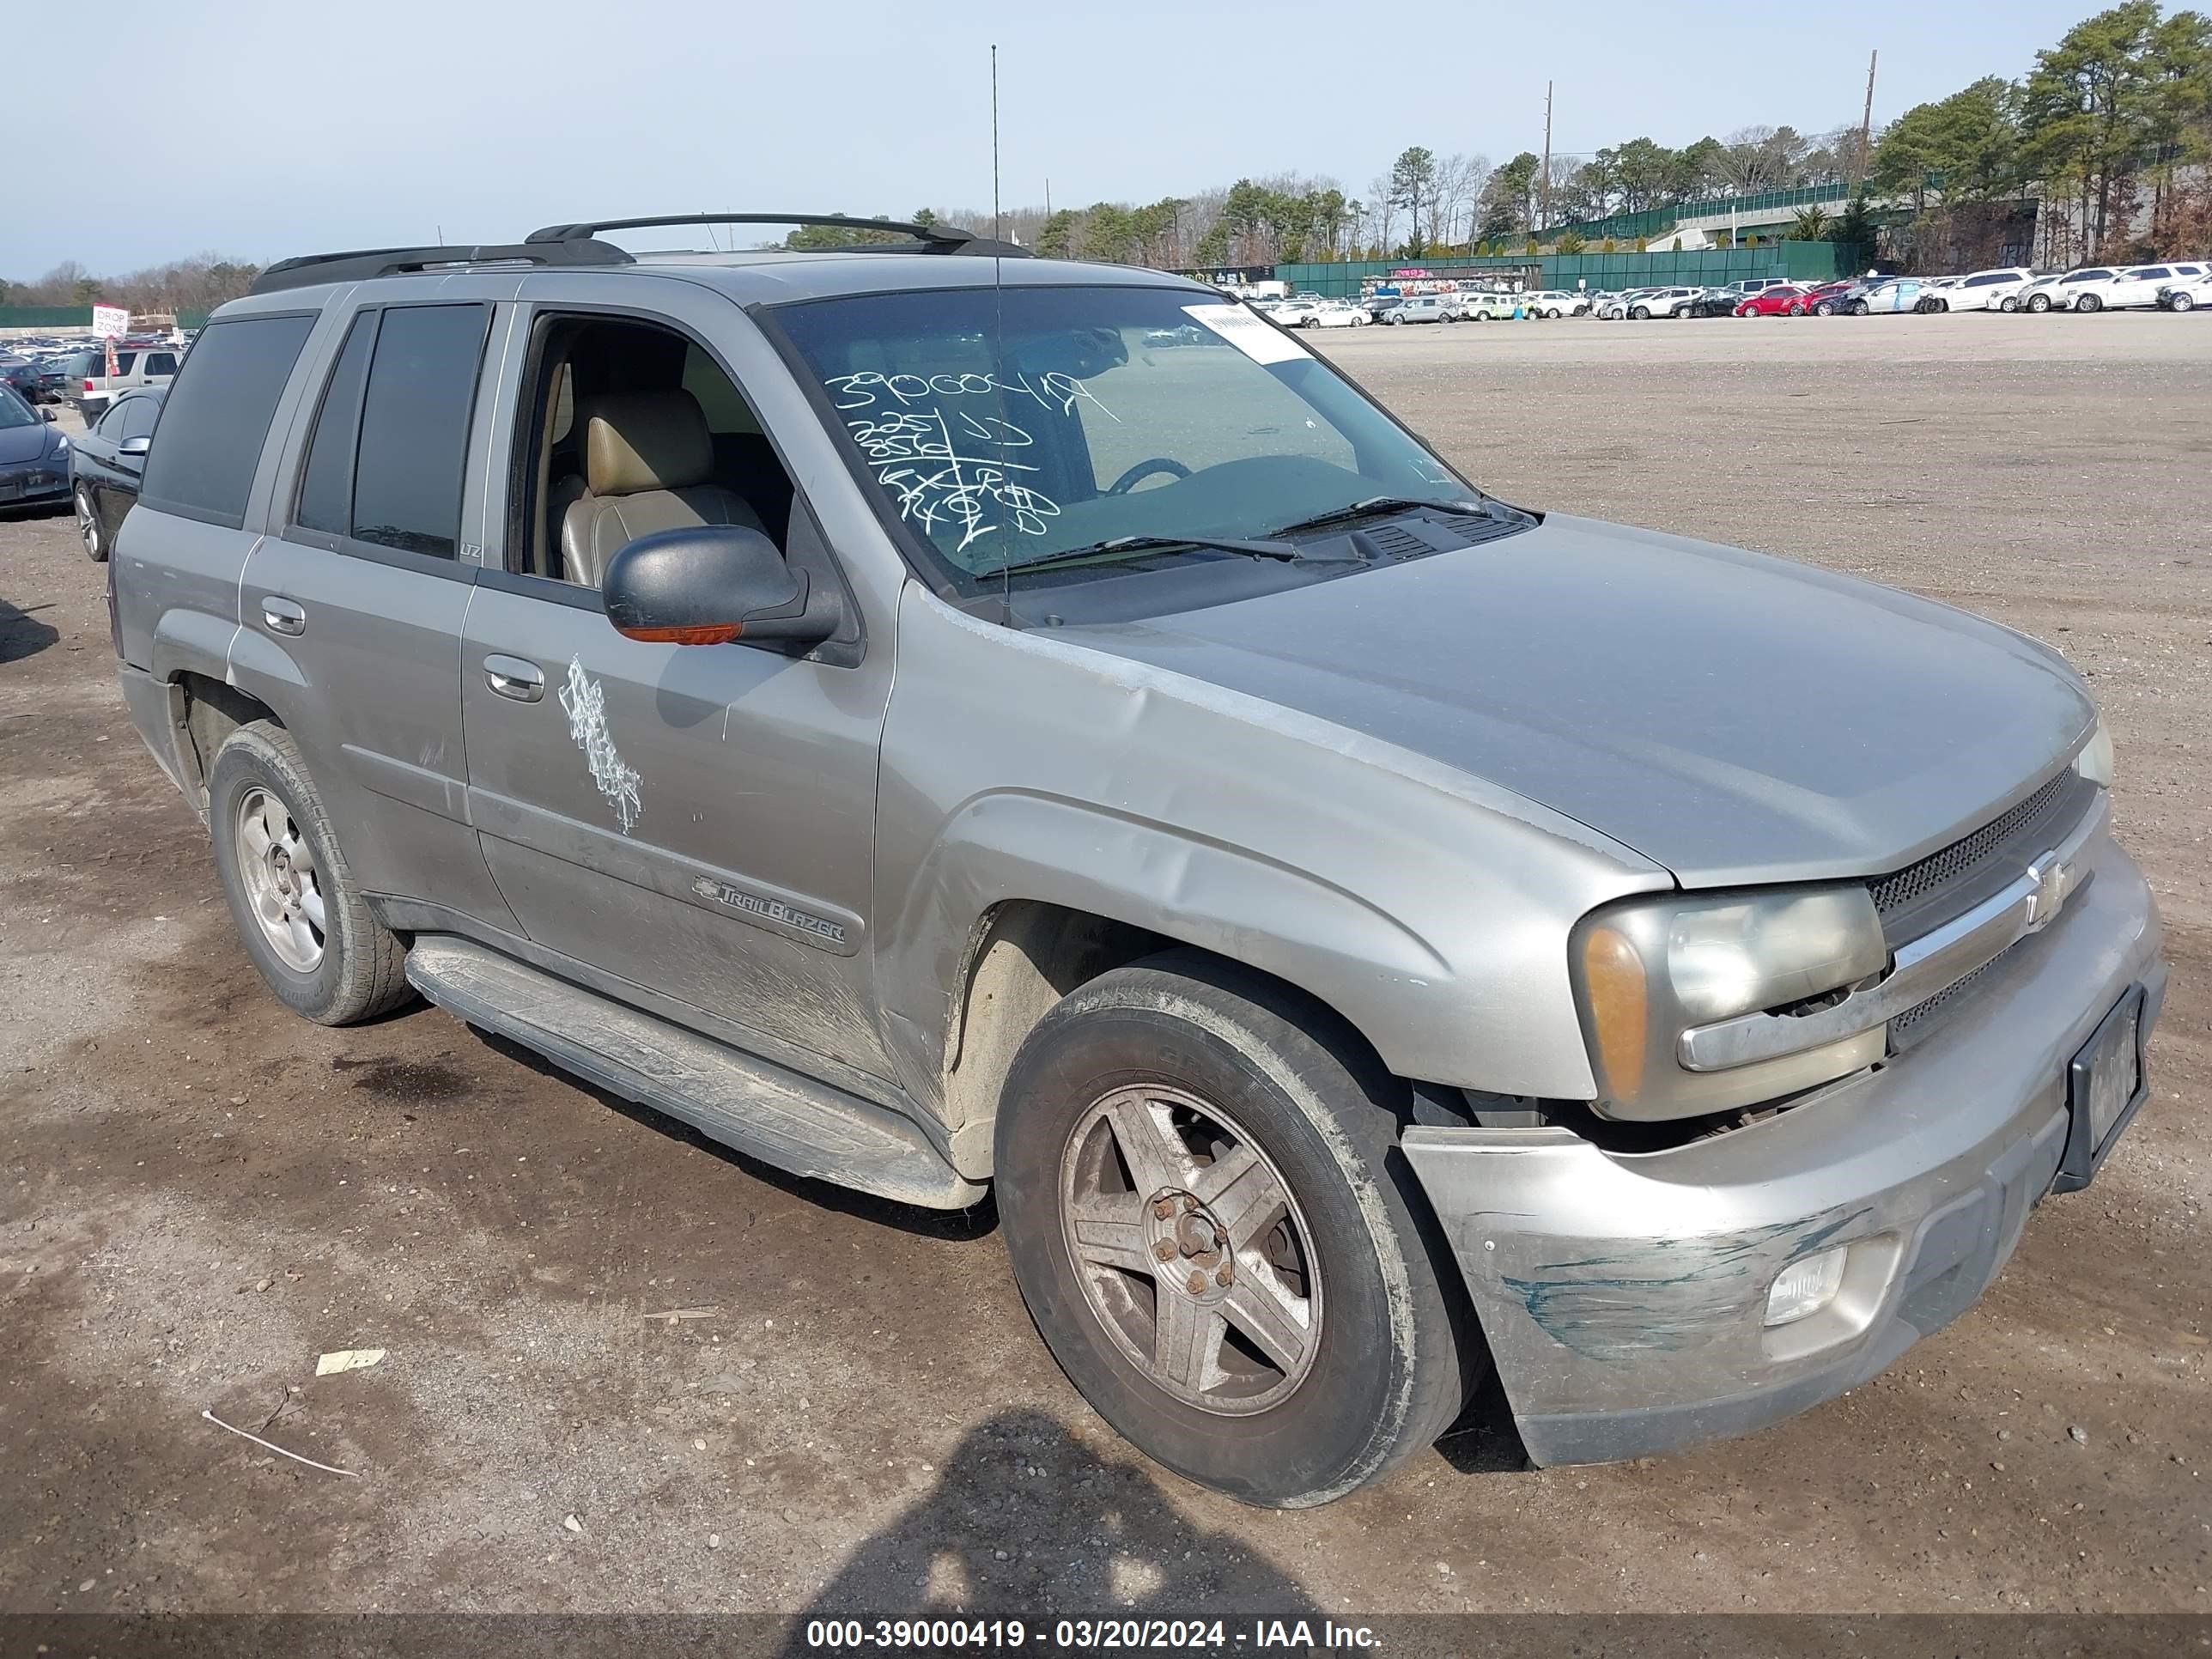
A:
1402 833 2164 1467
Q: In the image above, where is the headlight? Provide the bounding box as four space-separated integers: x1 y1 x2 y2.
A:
1572 886 1889 1121
2074 719 2112 789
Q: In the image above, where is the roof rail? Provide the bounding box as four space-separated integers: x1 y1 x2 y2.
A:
523 213 1032 258
246 237 635 296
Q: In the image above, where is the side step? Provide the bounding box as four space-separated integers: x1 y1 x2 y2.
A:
404 935 984 1210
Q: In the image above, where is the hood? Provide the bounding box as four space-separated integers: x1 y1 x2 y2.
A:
0 419 54 465
1051 515 2094 887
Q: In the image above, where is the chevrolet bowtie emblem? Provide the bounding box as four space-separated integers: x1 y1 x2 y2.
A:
2022 850 2075 932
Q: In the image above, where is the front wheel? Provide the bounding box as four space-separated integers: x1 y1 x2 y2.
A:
74 485 104 561
1851 300 1871 315
207 722 414 1025
2027 293 2051 313
2172 293 2196 313
1629 306 1650 319
2001 295 2020 313
996 951 1472 1508
2077 293 2103 313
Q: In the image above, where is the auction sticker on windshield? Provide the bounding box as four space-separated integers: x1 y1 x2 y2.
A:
1182 304 1310 366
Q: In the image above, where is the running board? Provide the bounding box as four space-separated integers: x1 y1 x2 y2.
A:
404 935 984 1210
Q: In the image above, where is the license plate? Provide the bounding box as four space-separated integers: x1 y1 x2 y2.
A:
2056 986 2148 1190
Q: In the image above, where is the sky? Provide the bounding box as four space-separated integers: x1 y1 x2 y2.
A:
10 0 2114 277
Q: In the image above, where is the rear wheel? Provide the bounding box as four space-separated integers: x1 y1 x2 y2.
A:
2077 293 2103 313
1851 300 1871 315
2027 292 2051 313
207 723 413 1025
1630 306 1650 320
74 486 104 562
2173 293 2197 313
996 951 1471 1508
2000 295 2020 312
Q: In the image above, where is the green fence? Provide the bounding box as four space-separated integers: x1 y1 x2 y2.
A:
0 305 94 329
1276 242 1838 299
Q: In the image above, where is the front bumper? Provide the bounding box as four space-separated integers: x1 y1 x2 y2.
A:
1404 832 2164 1466
0 460 70 505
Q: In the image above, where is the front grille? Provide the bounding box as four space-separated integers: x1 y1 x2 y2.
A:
1869 769 2093 945
1889 954 2003 1051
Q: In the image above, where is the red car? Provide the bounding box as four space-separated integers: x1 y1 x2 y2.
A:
1734 284 1818 317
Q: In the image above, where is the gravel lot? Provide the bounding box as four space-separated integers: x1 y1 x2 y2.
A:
3 313 2206 1620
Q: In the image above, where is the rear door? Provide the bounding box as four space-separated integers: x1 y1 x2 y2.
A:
238 292 520 934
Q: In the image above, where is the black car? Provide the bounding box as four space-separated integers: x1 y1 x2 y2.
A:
68 386 163 561
0 380 72 512
3 357 68 403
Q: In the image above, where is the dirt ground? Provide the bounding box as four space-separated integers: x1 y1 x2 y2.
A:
2 313 2206 1621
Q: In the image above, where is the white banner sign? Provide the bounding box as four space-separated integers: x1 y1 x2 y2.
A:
90 304 131 338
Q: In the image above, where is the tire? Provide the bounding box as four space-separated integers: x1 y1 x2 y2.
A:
2001 295 2020 312
2077 293 2102 313
1629 306 1650 320
2027 293 2051 313
1851 300 1871 315
74 485 104 562
2173 294 2196 313
995 950 1473 1508
206 721 414 1025
1789 303 1808 316
1814 301 1836 316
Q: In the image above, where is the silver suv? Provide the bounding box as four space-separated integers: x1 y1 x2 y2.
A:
110 213 2165 1507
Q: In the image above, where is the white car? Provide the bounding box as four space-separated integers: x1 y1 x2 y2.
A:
1595 289 1655 319
2016 267 2140 313
2103 262 2208 309
1267 300 1324 327
1624 287 1699 319
2158 271 2212 311
1458 291 1536 320
1927 267 2035 312
1522 290 1588 318
1303 301 1370 328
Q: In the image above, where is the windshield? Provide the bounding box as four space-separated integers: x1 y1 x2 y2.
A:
0 384 37 429
771 284 1474 585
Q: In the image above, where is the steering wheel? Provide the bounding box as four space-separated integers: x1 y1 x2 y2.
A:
1104 457 1192 495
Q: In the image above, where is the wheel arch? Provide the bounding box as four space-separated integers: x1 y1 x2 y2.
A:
166 670 285 819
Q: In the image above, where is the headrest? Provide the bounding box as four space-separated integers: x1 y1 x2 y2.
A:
583 391 714 496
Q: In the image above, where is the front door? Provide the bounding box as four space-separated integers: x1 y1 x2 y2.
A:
459 285 896 1085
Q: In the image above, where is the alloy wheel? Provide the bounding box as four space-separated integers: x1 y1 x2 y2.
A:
74 488 100 560
1058 1083 1322 1415
234 786 327 972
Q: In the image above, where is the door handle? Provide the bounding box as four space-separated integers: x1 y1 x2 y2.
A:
484 654 545 702
261 597 306 636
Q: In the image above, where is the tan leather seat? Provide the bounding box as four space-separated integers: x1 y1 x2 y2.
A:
560 390 764 588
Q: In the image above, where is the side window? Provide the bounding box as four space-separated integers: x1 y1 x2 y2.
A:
112 353 137 376
119 397 161 441
138 313 316 528
94 400 133 437
348 305 488 559
144 352 179 377
295 313 375 537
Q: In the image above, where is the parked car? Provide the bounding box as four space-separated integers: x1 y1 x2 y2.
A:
69 386 164 561
1928 268 2035 313
2157 271 2212 311
1523 290 1588 319
1381 295 1458 324
1458 291 1533 320
0 380 71 510
2100 263 2208 309
63 344 183 425
110 215 2165 1508
2017 268 2118 313
1680 288 1742 318
1360 295 1403 322
1625 287 1700 319
1303 301 1370 328
1269 299 1326 328
1734 285 1816 317
2 356 69 403
1804 281 1863 316
1850 277 1932 314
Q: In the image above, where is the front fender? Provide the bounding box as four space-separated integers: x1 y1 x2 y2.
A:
873 587 1674 1105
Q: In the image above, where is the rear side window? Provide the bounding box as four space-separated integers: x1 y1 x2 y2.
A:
295 313 375 538
118 396 161 441
349 305 488 559
138 313 315 528
143 352 179 376
112 353 137 376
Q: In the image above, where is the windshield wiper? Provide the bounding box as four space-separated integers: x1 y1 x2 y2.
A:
1267 495 1488 538
986 532 1304 579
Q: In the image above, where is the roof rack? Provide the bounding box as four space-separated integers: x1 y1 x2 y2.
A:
523 213 1031 258
247 237 635 295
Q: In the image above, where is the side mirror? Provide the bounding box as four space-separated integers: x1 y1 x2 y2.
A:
602 524 832 647
118 434 152 456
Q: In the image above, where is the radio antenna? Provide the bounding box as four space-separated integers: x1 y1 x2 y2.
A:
991 44 1002 240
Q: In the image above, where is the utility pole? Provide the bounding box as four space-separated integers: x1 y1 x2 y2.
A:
1538 81 1553 234
1855 51 1878 188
